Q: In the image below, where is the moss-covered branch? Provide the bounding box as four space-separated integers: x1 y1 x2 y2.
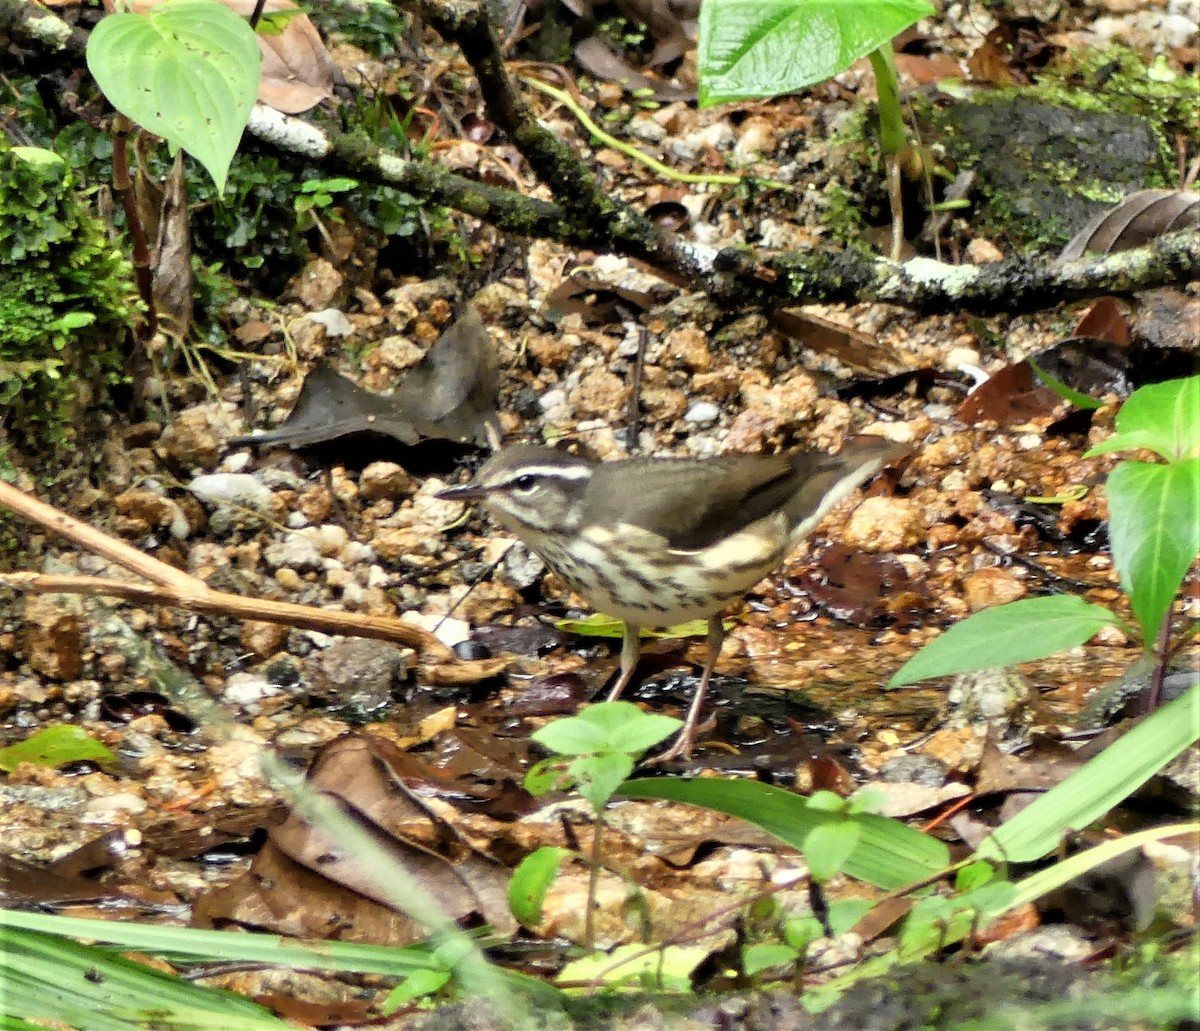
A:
5 0 1198 317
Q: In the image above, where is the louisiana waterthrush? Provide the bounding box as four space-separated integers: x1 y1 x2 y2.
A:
438 438 909 761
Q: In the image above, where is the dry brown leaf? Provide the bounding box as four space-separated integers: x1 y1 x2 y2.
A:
1060 189 1200 260
130 0 335 114
150 151 193 340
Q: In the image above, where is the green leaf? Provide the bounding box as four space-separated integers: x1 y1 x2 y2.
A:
556 944 709 989
301 177 358 194
381 967 452 1010
888 595 1118 687
742 942 801 976
554 613 713 640
523 757 570 796
86 0 260 193
1029 360 1103 411
1005 821 1200 914
531 716 609 756
0 725 115 773
508 847 571 928
10 147 65 170
532 702 680 756
1106 458 1200 644
954 860 996 892
619 777 949 889
697 0 935 107
0 909 457 977
824 897 875 935
978 684 1200 863
0 926 290 1030
1084 376 1200 462
570 752 635 811
803 820 861 882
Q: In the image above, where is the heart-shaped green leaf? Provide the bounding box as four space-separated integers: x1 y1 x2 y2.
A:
1106 457 1200 643
698 0 935 107
87 0 260 193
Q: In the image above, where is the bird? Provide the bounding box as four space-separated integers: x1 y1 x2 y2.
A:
437 437 909 761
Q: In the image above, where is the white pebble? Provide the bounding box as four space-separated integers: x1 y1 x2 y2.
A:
685 400 721 424
189 473 273 513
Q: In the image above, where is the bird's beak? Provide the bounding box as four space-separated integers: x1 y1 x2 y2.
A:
435 482 488 502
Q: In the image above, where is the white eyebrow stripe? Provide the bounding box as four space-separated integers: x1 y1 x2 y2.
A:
499 464 592 482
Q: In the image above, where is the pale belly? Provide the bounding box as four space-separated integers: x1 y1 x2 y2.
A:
529 518 788 629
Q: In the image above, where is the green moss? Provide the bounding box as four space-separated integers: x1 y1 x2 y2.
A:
921 46 1195 250
0 144 139 451
1033 47 1199 167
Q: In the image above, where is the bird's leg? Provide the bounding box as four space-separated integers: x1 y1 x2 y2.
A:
606 622 642 701
648 613 723 764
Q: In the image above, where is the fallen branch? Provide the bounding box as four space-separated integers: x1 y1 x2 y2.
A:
0 477 508 684
4 0 1197 315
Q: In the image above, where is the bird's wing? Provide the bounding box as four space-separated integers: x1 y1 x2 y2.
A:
586 454 815 551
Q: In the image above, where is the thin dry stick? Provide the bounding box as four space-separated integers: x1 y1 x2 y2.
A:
0 478 507 680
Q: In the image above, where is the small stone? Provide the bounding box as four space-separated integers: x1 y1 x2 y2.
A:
23 596 83 680
879 754 949 787
684 400 721 424
360 462 415 500
642 385 687 421
114 489 190 539
841 496 924 552
265 530 324 571
568 370 628 419
84 793 148 817
537 388 567 413
628 117 666 144
963 567 1026 611
159 405 238 468
372 527 439 564
662 326 712 372
240 620 289 659
692 369 742 400
500 543 545 590
373 335 425 371
1091 623 1128 647
221 451 252 473
296 486 333 524
526 333 574 368
675 121 735 158
966 238 1005 264
733 116 777 162
946 668 1032 730
318 638 408 709
224 673 280 705
291 256 345 309
306 308 353 337
275 567 303 590
402 611 471 648
313 524 349 556
189 473 273 514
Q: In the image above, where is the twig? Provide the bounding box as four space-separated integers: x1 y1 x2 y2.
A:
0 477 509 682
626 324 647 452
6 0 1199 314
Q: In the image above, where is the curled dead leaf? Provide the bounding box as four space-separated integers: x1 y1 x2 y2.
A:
1060 189 1200 260
130 0 335 114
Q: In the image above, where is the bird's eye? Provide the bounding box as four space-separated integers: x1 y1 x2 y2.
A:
512 474 538 492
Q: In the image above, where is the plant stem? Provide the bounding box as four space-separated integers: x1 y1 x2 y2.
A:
867 45 908 260
585 815 605 950
1147 613 1172 709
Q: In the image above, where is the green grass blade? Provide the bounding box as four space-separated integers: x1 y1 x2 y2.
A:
978 684 1200 862
619 777 949 889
